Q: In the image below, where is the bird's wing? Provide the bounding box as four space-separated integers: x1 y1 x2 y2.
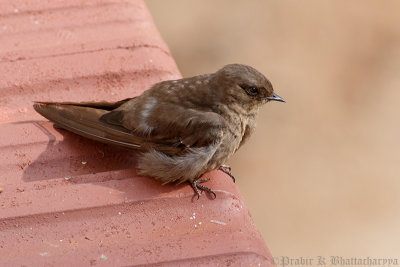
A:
101 99 227 155
34 99 226 156
35 98 132 110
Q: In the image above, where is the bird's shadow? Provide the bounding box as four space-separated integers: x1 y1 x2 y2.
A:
21 121 186 199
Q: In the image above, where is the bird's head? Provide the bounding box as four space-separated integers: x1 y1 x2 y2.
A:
212 64 285 111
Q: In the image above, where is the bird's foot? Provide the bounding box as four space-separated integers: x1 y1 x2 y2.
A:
190 178 216 200
218 165 235 183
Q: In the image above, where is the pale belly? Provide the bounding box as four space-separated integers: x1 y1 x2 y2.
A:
206 132 242 170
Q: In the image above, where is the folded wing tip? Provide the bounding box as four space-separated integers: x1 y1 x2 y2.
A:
33 102 48 113
33 102 43 112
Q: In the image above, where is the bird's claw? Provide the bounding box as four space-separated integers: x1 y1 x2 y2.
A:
190 178 216 200
219 165 235 183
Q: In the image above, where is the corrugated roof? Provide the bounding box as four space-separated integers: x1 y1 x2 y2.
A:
0 0 274 265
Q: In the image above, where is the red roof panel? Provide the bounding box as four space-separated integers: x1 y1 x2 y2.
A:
0 0 274 265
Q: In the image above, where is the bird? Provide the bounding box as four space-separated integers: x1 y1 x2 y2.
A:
33 64 285 199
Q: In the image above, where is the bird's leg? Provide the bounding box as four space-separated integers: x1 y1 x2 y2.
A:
218 165 235 183
190 178 216 200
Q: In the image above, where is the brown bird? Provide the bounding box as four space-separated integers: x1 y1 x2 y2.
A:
34 64 285 199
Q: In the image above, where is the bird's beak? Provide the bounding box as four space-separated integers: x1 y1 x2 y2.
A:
266 93 285 103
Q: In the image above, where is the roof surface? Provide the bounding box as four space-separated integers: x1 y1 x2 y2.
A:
0 0 274 265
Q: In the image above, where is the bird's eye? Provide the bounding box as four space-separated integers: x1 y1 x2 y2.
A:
246 87 259 96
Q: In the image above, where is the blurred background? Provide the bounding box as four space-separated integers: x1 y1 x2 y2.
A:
146 0 400 263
